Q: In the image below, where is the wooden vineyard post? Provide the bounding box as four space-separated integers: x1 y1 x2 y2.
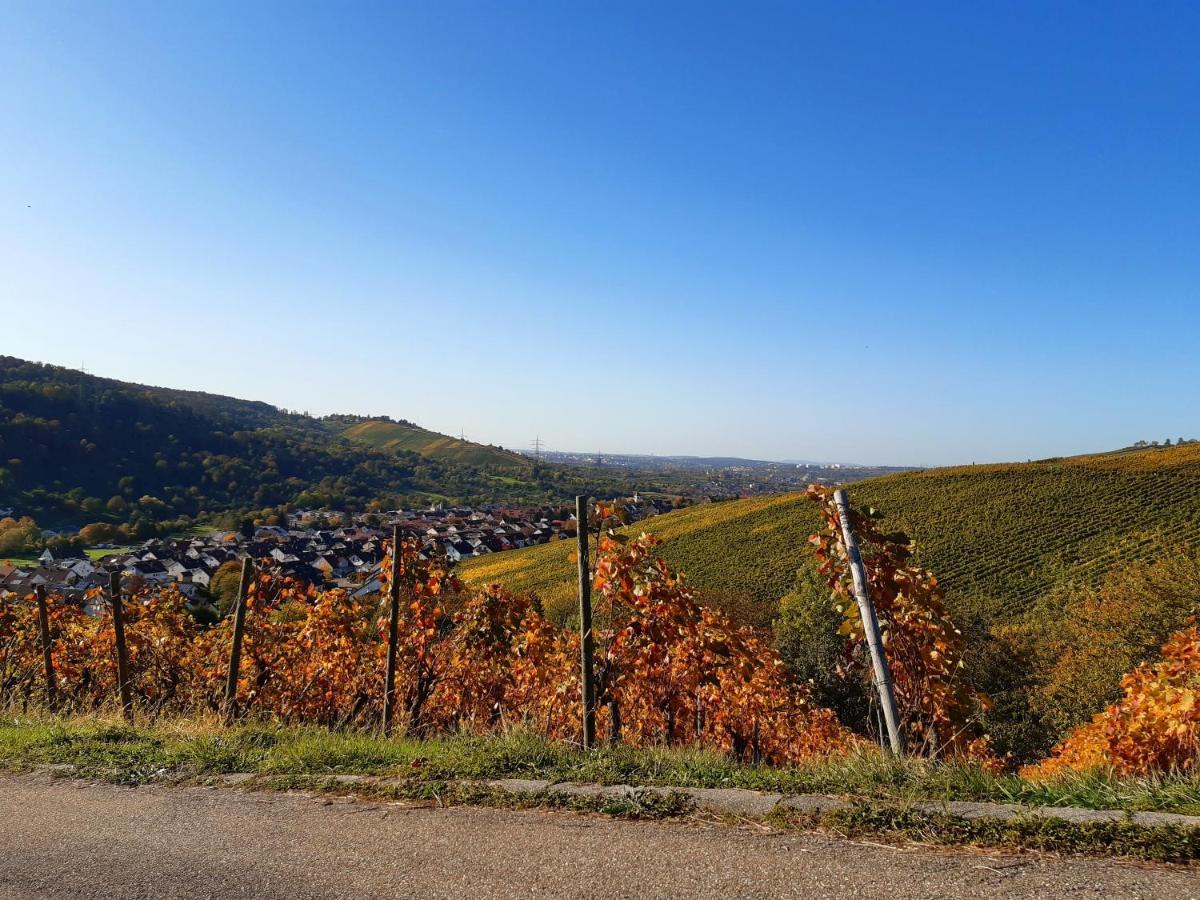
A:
223 557 254 725
34 585 57 712
576 496 597 750
833 489 905 755
382 526 403 735
109 571 134 724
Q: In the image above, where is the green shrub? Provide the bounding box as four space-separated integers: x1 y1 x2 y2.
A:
773 568 868 727
1022 546 1200 738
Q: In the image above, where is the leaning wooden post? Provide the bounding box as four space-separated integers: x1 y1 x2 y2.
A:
382 526 403 735
108 571 134 724
34 585 57 712
833 489 904 755
576 496 597 750
222 557 254 725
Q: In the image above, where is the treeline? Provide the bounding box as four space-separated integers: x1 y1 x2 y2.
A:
0 514 185 558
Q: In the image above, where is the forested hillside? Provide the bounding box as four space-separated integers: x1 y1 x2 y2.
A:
0 357 631 535
462 442 1200 627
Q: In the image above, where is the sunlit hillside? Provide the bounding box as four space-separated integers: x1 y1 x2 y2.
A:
337 419 529 468
461 443 1200 626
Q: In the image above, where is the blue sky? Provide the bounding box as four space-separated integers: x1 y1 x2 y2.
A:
2 2 1197 466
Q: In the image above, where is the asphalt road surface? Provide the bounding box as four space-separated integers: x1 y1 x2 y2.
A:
1 774 1195 899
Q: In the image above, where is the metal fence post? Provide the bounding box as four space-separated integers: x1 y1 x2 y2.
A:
833 489 904 755
576 496 597 750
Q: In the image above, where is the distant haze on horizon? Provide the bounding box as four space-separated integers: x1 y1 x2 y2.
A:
3 2 1197 468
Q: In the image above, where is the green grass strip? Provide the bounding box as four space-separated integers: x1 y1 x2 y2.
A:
2 714 1199 815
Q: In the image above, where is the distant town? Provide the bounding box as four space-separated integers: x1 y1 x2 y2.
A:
534 450 915 499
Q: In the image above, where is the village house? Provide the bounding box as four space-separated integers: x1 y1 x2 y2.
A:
2 496 667 608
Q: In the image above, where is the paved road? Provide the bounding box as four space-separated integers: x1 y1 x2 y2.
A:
0 774 1195 899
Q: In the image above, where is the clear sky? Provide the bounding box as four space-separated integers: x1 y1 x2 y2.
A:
2 2 1197 466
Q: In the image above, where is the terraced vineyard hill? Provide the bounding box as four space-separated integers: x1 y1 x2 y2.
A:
337 419 529 468
461 443 1200 626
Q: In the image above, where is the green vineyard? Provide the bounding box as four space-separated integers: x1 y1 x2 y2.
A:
462 443 1200 626
336 418 530 468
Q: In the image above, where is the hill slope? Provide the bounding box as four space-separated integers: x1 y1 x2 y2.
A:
0 357 625 531
462 443 1200 626
337 419 528 468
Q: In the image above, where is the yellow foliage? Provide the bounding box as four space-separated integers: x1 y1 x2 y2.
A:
1024 624 1200 778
